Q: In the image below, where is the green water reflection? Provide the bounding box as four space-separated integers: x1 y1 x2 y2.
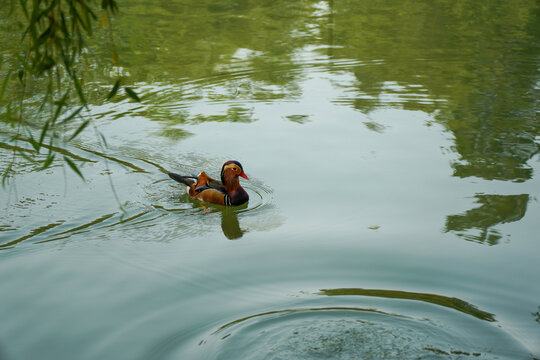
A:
103 3 539 169
111 0 538 242
319 288 495 322
0 220 65 250
3 0 539 176
445 194 529 245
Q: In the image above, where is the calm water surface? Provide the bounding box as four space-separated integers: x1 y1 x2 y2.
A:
1 1 540 359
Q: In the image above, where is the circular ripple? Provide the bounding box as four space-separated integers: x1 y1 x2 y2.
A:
197 307 530 360
241 179 274 214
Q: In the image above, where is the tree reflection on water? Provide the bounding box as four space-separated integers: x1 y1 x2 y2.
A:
320 1 539 243
444 194 529 245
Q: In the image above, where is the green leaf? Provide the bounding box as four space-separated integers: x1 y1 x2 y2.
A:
72 74 87 105
18 0 29 19
99 131 108 147
2 161 12 187
38 55 55 73
54 91 70 107
52 91 70 124
37 25 53 45
64 156 85 181
59 106 84 125
102 0 119 14
68 119 90 141
59 12 69 38
38 120 50 151
124 87 141 102
41 152 55 170
17 70 24 83
70 5 87 32
0 70 11 101
106 79 121 100
28 132 40 151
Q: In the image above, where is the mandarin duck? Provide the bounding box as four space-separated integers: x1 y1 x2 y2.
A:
168 160 249 206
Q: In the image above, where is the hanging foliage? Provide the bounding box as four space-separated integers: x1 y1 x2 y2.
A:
1 0 139 184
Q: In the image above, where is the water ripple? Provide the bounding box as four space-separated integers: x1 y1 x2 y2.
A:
186 291 531 360
204 307 474 360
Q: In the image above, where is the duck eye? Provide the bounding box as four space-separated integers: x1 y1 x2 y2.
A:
232 167 237 171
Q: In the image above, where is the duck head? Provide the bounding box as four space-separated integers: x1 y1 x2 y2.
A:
221 160 248 185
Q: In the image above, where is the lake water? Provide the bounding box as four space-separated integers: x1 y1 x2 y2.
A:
1 1 540 359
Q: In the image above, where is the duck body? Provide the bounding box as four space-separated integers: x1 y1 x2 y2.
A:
168 160 249 206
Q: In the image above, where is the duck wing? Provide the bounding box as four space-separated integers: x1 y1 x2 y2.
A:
192 171 226 193
205 178 227 193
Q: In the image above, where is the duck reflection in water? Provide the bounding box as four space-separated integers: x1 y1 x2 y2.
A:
220 204 247 239
184 202 246 239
